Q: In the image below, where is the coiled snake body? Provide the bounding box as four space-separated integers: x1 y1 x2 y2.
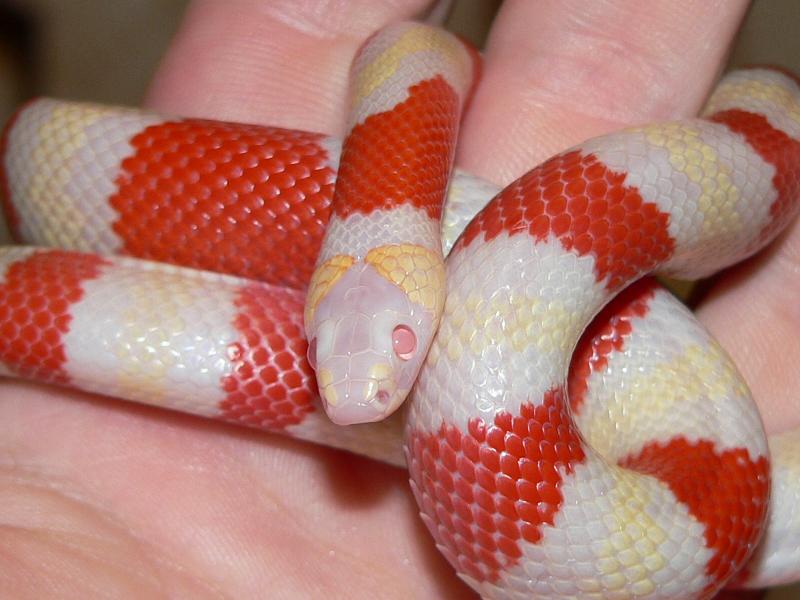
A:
0 22 799 599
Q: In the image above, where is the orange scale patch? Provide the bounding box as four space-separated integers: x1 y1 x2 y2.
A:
708 109 800 244
568 277 659 415
620 437 770 595
459 151 675 291
111 121 336 290
406 388 586 583
333 76 460 221
0 250 108 383
218 284 316 431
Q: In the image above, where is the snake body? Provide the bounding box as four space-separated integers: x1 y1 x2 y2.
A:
304 23 477 425
0 22 799 599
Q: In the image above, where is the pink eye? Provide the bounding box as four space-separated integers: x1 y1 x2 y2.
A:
392 325 416 360
307 337 317 370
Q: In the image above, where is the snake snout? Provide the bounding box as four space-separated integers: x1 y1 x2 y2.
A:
317 353 399 425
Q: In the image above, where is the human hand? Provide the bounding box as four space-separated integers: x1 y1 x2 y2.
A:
4 1 795 598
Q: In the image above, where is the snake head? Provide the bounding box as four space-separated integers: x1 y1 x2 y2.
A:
305 260 439 425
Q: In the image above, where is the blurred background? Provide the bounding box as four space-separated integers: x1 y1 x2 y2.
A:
0 1 797 597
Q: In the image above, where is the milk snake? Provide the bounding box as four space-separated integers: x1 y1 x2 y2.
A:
1 21 799 599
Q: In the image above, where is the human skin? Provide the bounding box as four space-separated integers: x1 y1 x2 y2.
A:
1 1 797 598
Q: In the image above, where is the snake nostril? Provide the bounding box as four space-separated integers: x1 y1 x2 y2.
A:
376 389 390 406
307 336 317 370
392 324 416 360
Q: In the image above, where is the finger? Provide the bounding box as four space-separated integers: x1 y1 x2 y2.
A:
144 0 435 134
458 0 749 184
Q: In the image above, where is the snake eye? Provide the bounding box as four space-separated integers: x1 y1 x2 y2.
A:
392 325 416 360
